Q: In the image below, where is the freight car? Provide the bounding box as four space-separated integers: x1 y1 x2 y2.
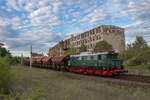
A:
24 50 127 76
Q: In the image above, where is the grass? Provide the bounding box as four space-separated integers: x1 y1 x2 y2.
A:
8 65 150 100
124 65 150 76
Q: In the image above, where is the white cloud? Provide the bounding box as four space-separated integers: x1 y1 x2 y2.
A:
6 0 20 11
29 6 52 18
52 1 63 13
113 0 150 21
88 9 108 25
1 0 150 56
123 21 145 29
112 0 150 44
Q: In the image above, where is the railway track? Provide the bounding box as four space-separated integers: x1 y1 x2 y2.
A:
30 66 150 89
113 74 150 83
106 74 150 88
62 71 150 89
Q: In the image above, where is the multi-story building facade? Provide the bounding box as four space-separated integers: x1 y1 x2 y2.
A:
48 25 125 56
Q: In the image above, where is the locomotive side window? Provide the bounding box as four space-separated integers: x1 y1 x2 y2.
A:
90 56 93 60
98 55 101 60
82 56 86 60
87 56 90 60
107 54 117 59
78 57 81 60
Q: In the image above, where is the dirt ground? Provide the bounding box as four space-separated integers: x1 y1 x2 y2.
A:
11 65 150 100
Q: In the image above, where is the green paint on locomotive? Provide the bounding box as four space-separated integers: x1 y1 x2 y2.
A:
68 52 124 70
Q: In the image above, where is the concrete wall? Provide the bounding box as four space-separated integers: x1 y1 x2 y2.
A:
48 25 125 56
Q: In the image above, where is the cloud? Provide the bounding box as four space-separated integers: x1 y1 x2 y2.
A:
0 24 19 39
87 9 109 25
123 21 145 29
113 0 150 21
0 0 150 56
112 0 150 44
123 20 150 44
6 0 20 11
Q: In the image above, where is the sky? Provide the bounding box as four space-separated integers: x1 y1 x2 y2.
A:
0 0 150 57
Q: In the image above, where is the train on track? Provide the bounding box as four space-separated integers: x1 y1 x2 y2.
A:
24 50 128 76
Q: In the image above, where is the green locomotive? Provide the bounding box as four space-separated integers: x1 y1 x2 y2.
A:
67 50 127 76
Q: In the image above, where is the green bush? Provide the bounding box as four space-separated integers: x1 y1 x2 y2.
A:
64 48 76 56
0 56 12 94
79 44 87 52
1 88 45 100
119 36 150 66
94 40 112 51
10 57 21 65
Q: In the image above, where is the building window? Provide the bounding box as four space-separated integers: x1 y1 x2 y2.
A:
99 36 101 39
90 30 92 34
96 36 99 40
117 30 120 33
85 32 88 37
93 29 95 34
96 28 98 33
112 30 115 33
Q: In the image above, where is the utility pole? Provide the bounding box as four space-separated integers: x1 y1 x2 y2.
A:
30 45 32 68
21 53 23 65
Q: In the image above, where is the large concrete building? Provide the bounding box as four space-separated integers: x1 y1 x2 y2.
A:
48 25 125 56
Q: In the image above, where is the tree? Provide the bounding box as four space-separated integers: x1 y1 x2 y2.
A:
0 47 11 57
0 47 12 93
79 44 87 52
119 36 150 65
133 36 148 49
94 40 112 51
63 48 76 56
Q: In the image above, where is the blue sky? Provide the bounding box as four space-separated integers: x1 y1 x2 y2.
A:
0 0 150 56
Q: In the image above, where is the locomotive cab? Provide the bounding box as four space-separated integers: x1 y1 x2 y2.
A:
105 53 127 73
106 53 123 68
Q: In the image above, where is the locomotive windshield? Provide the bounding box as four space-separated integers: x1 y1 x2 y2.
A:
107 54 118 59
